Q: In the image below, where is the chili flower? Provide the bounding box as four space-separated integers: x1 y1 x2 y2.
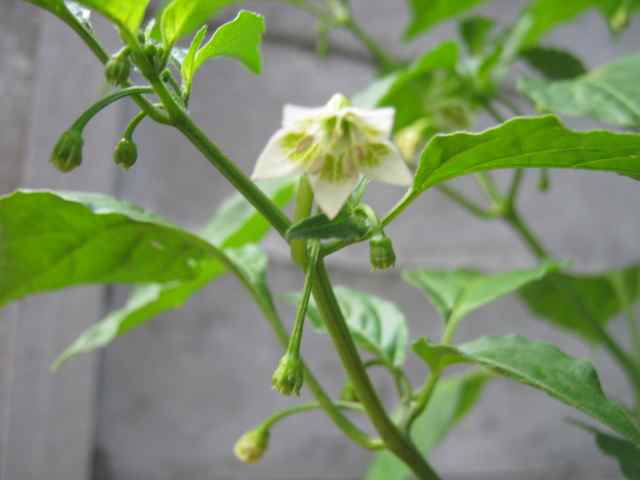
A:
252 94 413 218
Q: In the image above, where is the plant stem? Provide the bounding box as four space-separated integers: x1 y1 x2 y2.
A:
343 18 398 72
123 111 147 140
261 400 365 430
174 113 292 237
311 261 440 480
436 184 498 219
291 175 314 266
213 247 381 449
70 86 154 131
43 2 170 123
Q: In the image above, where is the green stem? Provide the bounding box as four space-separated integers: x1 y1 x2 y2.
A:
291 176 314 266
475 172 504 207
173 112 292 237
343 18 398 72
506 169 525 206
311 261 440 480
287 241 320 357
436 184 498 219
261 401 365 430
405 317 459 430
70 86 154 132
214 248 381 450
123 111 147 140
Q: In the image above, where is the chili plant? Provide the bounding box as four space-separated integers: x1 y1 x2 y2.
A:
4 0 640 478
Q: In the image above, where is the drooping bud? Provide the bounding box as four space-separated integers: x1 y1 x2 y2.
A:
272 353 304 396
113 138 138 170
105 48 131 86
538 169 551 193
50 129 83 173
394 118 434 163
234 427 270 464
369 233 396 270
610 3 630 33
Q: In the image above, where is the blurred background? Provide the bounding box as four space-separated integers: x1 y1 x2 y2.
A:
2 0 640 479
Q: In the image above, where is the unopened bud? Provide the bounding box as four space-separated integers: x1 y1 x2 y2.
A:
610 4 630 33
113 138 138 170
272 353 304 396
50 129 83 173
234 427 270 464
105 48 131 86
369 233 396 270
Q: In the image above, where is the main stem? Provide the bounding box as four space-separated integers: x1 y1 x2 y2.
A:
312 261 440 480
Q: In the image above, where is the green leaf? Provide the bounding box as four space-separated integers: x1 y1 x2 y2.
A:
403 260 560 324
160 0 237 47
410 115 640 197
286 210 370 241
518 0 596 48
518 54 640 128
53 180 294 367
405 0 492 40
192 10 265 76
289 287 409 367
0 190 218 308
519 263 640 342
366 370 490 480
74 0 149 35
180 25 208 95
413 335 640 445
520 46 587 80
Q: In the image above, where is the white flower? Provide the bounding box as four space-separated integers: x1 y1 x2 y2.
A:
252 94 413 218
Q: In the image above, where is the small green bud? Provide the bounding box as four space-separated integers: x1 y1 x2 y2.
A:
610 4 630 33
113 138 138 170
369 233 396 270
234 427 270 464
272 353 304 396
105 49 131 86
50 129 83 173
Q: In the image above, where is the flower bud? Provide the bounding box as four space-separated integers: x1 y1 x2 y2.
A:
234 427 270 464
105 49 131 86
113 138 138 170
272 353 304 396
610 4 630 32
369 233 396 270
50 129 83 173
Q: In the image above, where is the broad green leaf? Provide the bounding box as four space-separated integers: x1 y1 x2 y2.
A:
519 263 640 342
403 260 559 324
414 335 640 445
410 115 640 198
160 0 237 47
519 54 640 128
74 0 149 34
0 190 216 308
404 0 492 40
192 10 265 76
366 370 490 480
286 210 369 241
180 25 208 95
520 46 587 80
53 180 294 367
290 287 409 367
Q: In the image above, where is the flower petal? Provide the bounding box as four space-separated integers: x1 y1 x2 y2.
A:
360 142 413 186
252 129 305 180
346 107 395 136
308 173 359 219
283 104 325 128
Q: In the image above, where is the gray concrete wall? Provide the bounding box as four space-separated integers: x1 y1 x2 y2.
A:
2 1 640 479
